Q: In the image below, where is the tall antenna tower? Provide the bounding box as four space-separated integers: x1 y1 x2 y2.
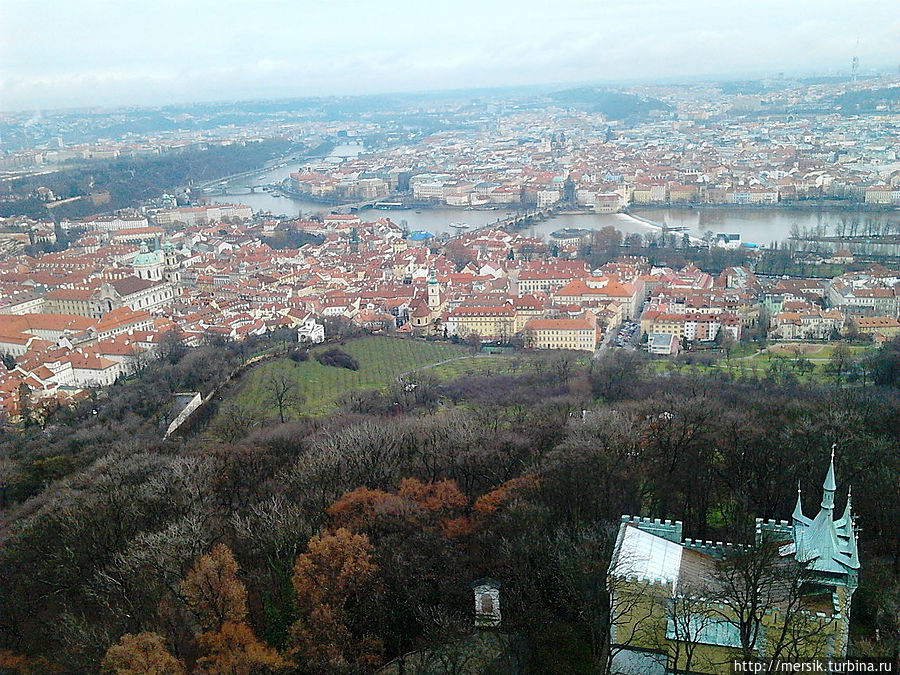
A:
851 36 860 82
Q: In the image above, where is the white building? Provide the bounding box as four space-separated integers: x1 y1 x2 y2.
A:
537 189 561 208
297 316 325 344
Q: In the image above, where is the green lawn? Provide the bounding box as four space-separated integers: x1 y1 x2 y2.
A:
429 354 544 380
650 342 874 382
222 338 595 422
227 337 470 417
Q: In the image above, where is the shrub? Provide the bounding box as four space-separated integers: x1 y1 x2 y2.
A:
315 348 360 371
288 348 309 362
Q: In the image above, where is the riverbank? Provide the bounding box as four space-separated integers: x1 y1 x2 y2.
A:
629 201 898 213
199 156 899 245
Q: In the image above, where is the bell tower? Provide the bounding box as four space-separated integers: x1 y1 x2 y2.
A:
162 241 181 287
427 269 442 312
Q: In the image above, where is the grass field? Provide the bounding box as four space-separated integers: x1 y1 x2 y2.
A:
226 336 472 417
430 354 547 380
221 337 596 421
650 341 872 382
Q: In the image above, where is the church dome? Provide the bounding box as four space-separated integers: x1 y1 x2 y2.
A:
133 250 161 266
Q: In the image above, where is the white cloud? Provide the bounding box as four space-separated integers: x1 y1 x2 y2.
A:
1 0 898 109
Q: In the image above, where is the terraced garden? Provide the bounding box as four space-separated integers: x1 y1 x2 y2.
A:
226 336 471 417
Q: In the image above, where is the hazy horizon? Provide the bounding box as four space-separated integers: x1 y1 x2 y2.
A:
1 0 898 112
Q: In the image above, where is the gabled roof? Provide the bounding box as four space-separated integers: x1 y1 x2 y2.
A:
611 523 683 590
108 276 158 296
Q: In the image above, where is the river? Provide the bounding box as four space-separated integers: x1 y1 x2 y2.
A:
210 148 898 243
630 206 899 246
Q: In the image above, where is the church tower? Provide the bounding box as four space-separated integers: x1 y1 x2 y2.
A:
427 269 443 312
162 241 181 287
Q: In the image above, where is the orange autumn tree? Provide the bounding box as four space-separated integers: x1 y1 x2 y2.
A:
180 544 287 675
471 474 541 518
400 478 471 537
180 544 248 632
100 633 185 675
0 650 61 675
194 622 284 675
397 478 467 512
288 528 381 670
323 486 407 532
326 478 471 537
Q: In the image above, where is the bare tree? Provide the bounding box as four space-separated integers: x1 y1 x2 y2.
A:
264 370 301 423
663 590 717 675
465 332 481 356
825 343 852 385
552 353 576 382
127 345 152 378
213 402 260 442
712 542 837 670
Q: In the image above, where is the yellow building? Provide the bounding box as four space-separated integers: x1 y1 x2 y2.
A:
608 457 858 674
632 187 652 204
864 185 893 205
523 315 597 351
854 316 900 337
510 295 547 333
643 312 685 337
446 305 517 341
554 277 644 319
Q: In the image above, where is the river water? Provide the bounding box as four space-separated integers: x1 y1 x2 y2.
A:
212 147 898 244
631 207 898 247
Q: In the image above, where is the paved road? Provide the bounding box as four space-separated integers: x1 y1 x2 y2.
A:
593 326 618 358
594 321 640 359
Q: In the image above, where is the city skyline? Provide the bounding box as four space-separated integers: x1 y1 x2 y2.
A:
1 0 898 111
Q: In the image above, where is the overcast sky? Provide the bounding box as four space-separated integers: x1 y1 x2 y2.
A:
1 0 898 111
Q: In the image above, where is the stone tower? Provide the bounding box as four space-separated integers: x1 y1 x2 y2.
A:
427 269 442 312
162 241 181 287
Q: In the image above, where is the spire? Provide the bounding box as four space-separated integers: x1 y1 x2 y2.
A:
840 485 852 521
836 485 853 530
792 451 860 576
821 444 836 510
792 481 805 523
824 444 837 490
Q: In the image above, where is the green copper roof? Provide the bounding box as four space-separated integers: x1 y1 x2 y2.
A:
793 451 859 576
133 250 160 266
792 482 811 525
823 445 837 492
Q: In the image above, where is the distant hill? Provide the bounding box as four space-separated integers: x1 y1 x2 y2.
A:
546 87 672 120
832 86 899 113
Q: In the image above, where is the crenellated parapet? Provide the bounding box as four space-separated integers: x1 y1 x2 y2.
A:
682 539 749 558
620 514 683 543
755 518 794 544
